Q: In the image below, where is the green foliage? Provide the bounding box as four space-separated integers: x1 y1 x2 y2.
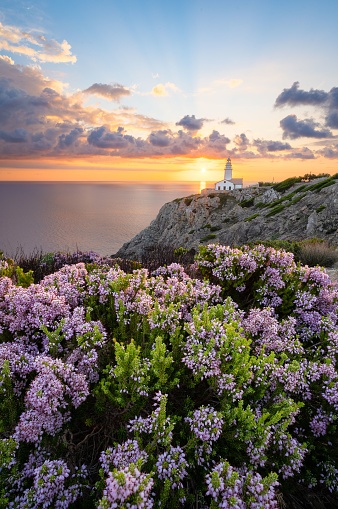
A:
201 233 217 241
258 182 274 187
0 255 33 287
316 205 326 213
266 204 285 217
244 213 260 222
307 177 336 192
273 177 302 192
0 361 18 433
240 197 255 208
0 438 17 509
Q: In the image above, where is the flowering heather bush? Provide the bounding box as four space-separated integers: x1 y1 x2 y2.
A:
1 244 338 508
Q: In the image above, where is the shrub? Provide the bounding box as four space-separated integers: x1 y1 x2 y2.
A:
240 197 255 208
244 213 260 222
1 246 338 507
298 240 338 267
201 233 217 242
307 178 335 192
0 253 34 287
266 204 285 217
316 205 326 213
258 182 274 187
273 177 302 192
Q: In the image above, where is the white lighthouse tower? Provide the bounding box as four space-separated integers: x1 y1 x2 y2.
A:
215 157 243 191
225 157 233 180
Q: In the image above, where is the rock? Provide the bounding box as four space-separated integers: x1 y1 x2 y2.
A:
115 180 338 260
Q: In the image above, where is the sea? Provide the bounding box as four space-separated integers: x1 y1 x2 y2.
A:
0 181 211 258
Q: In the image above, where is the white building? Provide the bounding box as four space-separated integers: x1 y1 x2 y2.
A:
215 157 243 190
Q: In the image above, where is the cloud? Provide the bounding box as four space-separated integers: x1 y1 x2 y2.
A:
221 117 235 125
57 127 83 149
215 78 243 88
286 147 315 159
0 55 67 95
0 21 77 64
326 111 338 129
88 126 131 149
83 83 131 102
151 82 179 96
275 82 338 132
275 81 328 108
254 139 292 154
206 130 230 152
0 128 28 142
280 114 333 139
0 54 14 65
316 142 338 158
148 130 173 147
233 133 250 149
175 114 205 132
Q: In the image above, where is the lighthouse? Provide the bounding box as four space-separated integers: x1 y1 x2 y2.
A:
214 157 243 191
225 157 233 180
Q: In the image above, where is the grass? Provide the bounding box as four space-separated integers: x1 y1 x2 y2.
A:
298 240 338 267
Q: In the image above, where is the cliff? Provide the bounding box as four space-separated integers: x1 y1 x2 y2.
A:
115 177 338 260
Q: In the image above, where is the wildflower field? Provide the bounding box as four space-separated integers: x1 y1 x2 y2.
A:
1 244 338 508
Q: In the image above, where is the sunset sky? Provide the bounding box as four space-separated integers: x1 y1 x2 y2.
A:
0 0 338 182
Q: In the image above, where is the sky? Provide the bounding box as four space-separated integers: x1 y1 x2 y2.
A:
0 0 338 182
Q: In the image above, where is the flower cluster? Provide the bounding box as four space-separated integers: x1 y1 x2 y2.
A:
100 440 148 473
155 445 188 489
98 464 154 509
205 461 279 509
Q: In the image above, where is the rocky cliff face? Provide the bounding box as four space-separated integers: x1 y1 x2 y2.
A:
115 179 338 260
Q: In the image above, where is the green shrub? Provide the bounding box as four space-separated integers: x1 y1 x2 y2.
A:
273 177 302 192
240 197 255 208
0 254 34 287
244 213 260 222
316 205 326 213
258 181 274 187
201 233 217 242
266 204 285 217
307 178 335 192
254 201 265 208
290 194 305 205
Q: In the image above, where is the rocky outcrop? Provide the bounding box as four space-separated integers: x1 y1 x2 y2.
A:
115 179 338 260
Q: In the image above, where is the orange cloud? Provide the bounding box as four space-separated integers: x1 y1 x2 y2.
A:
151 82 179 96
0 22 76 64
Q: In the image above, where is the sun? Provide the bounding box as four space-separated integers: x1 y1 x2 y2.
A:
201 167 207 174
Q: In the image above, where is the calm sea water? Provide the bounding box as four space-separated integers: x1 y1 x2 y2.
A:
0 181 206 257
